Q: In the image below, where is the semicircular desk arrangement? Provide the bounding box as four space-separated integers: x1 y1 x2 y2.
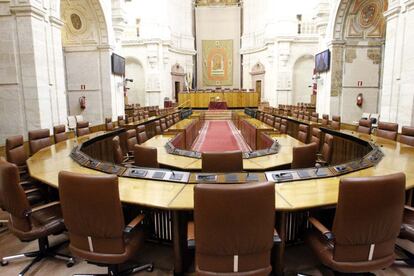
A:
27 110 414 275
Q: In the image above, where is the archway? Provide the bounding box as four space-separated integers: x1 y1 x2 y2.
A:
125 58 146 105
325 0 388 123
171 64 185 102
250 62 265 101
292 55 314 105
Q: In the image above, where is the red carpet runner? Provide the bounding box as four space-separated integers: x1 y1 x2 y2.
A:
192 120 251 152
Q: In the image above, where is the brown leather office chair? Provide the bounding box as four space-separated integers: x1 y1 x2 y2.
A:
331 115 341 130
154 120 162 135
317 133 334 165
306 173 405 273
311 128 322 148
297 124 309 144
76 121 90 137
137 125 148 144
118 115 125 127
280 119 288 134
134 145 159 168
6 135 29 175
58 171 153 275
400 126 414 146
53 125 68 143
105 118 114 131
144 111 149 119
202 151 243 173
160 118 167 132
126 129 138 153
321 114 329 126
303 112 310 121
190 182 276 275
357 119 372 134
28 129 51 155
0 159 74 275
274 117 281 130
291 143 318 169
266 115 274 127
311 112 319 123
376 122 398 141
112 136 128 165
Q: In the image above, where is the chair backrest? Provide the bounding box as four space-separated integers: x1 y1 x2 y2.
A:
160 118 167 131
137 125 148 144
194 182 275 275
321 133 334 164
53 125 68 143
274 117 281 130
311 128 321 147
297 124 309 144
58 171 126 255
118 116 125 127
0 158 31 233
361 112 370 120
155 120 162 135
310 112 319 123
357 119 372 134
5 135 27 167
134 145 159 168
370 113 380 126
28 129 51 155
105 118 114 131
400 126 414 146
126 129 137 152
331 115 341 130
280 119 288 134
112 136 124 164
332 173 405 263
291 142 318 169
76 121 90 137
201 151 243 173
322 114 329 126
67 116 77 130
376 122 398 141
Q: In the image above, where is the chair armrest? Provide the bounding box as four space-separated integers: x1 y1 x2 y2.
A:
25 201 60 217
124 214 145 234
24 188 41 195
20 180 33 187
405 205 414 213
309 217 334 241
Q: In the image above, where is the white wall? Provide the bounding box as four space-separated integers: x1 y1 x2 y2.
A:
293 56 314 104
125 58 146 105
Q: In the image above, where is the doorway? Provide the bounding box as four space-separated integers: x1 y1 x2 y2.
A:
174 82 181 102
256 80 262 102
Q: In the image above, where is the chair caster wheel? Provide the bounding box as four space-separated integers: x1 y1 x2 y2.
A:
147 264 154 272
66 258 75 267
1 260 9 266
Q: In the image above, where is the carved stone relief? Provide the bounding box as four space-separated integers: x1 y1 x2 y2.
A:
345 48 357 63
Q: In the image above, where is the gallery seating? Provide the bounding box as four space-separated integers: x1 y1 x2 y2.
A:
310 128 322 148
274 117 281 130
134 145 159 168
310 112 319 123
331 115 341 130
291 143 318 169
280 119 288 134
321 114 329 126
125 129 138 153
190 182 276 275
0 159 74 275
58 171 153 275
201 151 243 173
400 126 414 146
357 119 372 134
160 118 167 132
297 124 309 144
28 129 51 155
376 122 398 141
154 120 162 135
53 125 68 143
137 125 148 144
306 173 405 273
317 133 334 165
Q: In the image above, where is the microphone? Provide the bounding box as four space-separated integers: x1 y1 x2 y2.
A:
315 163 322 176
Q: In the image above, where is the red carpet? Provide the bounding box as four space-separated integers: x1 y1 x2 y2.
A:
192 120 251 152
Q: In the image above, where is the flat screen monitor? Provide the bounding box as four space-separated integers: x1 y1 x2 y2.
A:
315 49 330 73
111 53 125 76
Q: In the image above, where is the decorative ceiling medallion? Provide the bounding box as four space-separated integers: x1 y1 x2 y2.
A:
358 2 380 29
70 13 82 30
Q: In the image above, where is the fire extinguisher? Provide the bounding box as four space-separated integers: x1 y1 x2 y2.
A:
356 93 363 107
79 96 86 109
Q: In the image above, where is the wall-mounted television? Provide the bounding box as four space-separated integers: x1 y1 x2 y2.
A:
111 53 125 76
315 49 330 73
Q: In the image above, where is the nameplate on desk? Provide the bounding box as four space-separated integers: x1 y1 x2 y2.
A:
245 173 259 182
196 174 217 183
130 169 148 177
272 172 293 181
225 174 238 182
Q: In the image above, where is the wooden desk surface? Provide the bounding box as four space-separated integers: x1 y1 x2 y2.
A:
243 118 274 130
27 129 414 211
166 119 195 131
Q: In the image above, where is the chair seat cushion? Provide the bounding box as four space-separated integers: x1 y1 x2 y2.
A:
305 229 395 273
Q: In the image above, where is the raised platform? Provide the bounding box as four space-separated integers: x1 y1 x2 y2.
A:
203 110 232 120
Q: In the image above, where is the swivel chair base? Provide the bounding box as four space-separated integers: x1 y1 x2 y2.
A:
0 236 75 276
73 262 154 276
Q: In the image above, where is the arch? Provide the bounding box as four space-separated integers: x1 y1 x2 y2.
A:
60 0 109 47
125 57 146 105
292 55 314 105
250 62 265 75
171 63 185 75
